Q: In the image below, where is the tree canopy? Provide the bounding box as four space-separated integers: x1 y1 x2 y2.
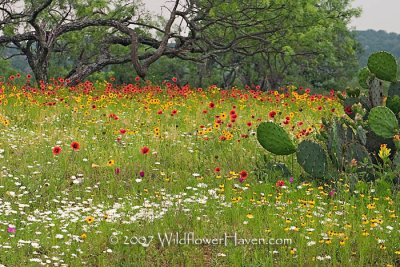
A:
0 0 361 89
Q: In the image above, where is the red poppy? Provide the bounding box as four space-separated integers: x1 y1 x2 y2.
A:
215 167 221 173
120 128 127 135
141 146 150 154
71 141 80 151
276 180 285 187
52 146 62 155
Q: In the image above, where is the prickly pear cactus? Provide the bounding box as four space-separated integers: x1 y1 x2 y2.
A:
346 87 360 98
296 140 327 178
327 119 345 170
386 96 400 115
388 81 400 97
344 142 371 165
369 78 384 107
368 107 399 138
358 67 371 89
257 122 296 155
367 51 398 82
356 126 367 146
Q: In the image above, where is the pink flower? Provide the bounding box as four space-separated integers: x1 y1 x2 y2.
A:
7 227 16 233
139 170 145 177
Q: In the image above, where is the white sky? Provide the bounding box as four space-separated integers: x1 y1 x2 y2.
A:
351 0 400 33
142 0 400 34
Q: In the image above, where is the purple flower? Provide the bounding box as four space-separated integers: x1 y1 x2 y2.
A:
7 227 16 233
289 177 294 183
115 168 120 175
139 170 145 177
329 190 336 197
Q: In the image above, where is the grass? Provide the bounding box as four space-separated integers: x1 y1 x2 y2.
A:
0 79 399 266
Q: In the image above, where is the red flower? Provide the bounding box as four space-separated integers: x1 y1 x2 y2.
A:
276 180 285 187
215 167 221 173
71 141 80 151
120 128 127 135
239 170 248 182
172 77 177 82
52 146 62 155
269 111 276 118
141 146 150 154
135 76 140 81
344 106 352 115
209 102 215 108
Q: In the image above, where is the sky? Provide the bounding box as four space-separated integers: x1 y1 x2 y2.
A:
351 0 400 33
142 0 400 34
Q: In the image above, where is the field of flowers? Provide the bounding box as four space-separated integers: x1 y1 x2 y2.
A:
0 77 399 266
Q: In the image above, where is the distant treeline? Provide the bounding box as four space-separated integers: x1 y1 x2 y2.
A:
355 30 400 66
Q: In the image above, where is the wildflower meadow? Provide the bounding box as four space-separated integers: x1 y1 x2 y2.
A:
0 76 399 266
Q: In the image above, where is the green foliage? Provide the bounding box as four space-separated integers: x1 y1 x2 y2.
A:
355 30 400 67
358 67 371 89
296 140 327 178
367 51 398 82
256 122 296 155
368 107 399 138
388 81 400 97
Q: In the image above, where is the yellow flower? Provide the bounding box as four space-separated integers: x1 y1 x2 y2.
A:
378 144 391 160
246 213 254 219
80 233 87 240
85 216 95 224
339 240 346 246
107 159 115 167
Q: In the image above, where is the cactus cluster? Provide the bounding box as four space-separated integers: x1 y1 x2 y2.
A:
256 51 400 180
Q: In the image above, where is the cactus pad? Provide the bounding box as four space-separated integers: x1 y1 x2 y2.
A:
257 122 296 155
386 96 400 115
367 51 398 82
296 140 327 178
344 142 371 165
368 107 399 138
